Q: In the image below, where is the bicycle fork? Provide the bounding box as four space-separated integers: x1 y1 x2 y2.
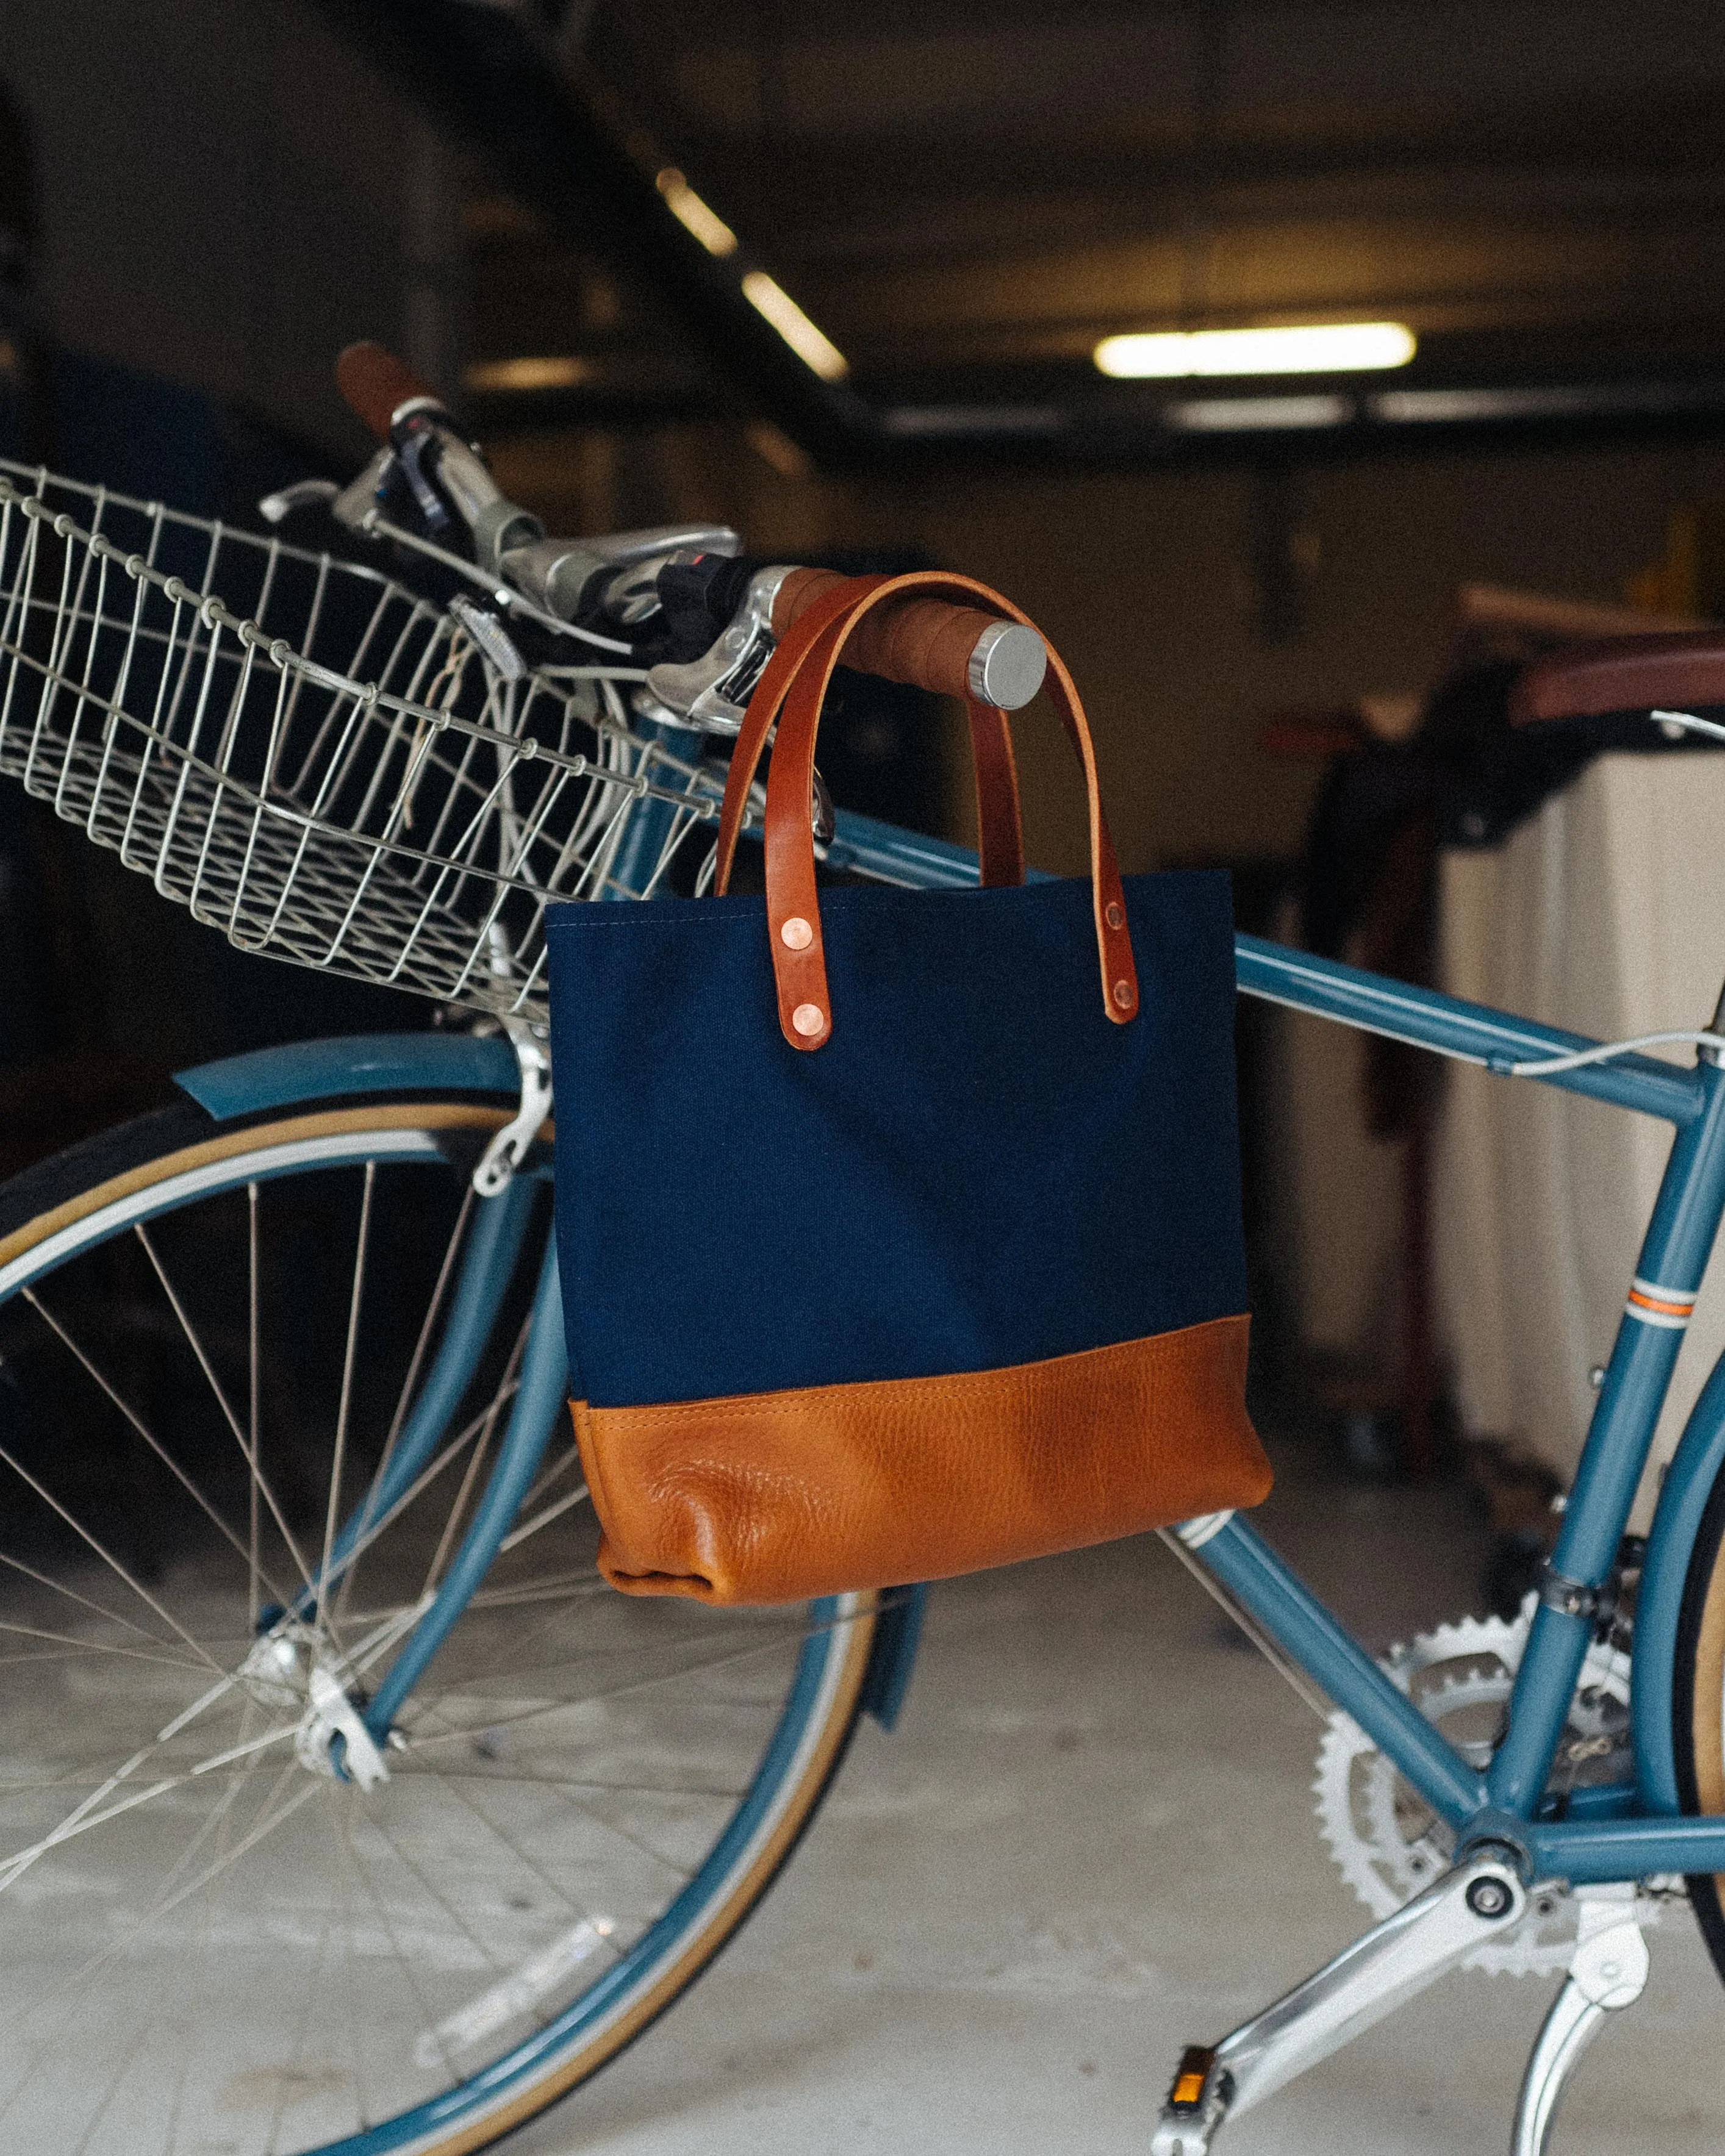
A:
360 1231 570 1745
275 1181 570 1783
1151 1864 1649 2155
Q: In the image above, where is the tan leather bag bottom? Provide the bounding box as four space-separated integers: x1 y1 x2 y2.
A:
572 1313 1269 1605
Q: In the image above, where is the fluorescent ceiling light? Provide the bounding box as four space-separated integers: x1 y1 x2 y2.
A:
741 270 850 381
464 356 590 394
1374 382 1716 426
1096 323 1416 379
1169 395 1352 432
1372 385 1619 424
656 168 737 258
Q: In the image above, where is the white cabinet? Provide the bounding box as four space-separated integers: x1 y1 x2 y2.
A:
1435 751 1725 1526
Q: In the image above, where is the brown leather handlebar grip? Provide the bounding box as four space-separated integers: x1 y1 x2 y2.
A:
335 341 446 440
771 566 1047 710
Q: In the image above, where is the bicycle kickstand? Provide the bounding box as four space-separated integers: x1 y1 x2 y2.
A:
1510 1883 1648 2156
1150 1851 1528 2155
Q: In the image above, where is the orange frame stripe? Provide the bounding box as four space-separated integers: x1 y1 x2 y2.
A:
1628 1288 1695 1317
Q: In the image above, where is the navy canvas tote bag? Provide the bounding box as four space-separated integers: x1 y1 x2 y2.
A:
547 571 1271 1604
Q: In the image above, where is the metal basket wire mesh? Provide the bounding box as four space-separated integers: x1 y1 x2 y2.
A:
0 461 731 1026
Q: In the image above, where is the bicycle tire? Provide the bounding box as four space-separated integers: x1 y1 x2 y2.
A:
0 1094 878 2155
1670 1447 1725 1983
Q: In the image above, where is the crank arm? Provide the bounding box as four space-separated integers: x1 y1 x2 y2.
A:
1152 1853 1527 2154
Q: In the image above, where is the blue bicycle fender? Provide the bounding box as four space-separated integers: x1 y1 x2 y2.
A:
1633 1347 1725 1816
174 1030 519 1120
176 1028 928 1735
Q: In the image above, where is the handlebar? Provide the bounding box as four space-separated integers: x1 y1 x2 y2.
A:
336 341 446 436
328 342 1048 714
772 567 1046 709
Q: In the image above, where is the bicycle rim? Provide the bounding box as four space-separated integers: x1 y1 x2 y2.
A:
0 1097 877 2154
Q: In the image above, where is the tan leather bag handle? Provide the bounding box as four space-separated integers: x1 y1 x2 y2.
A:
715 570 1139 1051
714 572 1024 896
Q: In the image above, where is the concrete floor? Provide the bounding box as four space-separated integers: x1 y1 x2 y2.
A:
516 1439 1725 2156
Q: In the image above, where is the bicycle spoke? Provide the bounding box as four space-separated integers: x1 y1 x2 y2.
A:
0 1545 184 1648
318 1160 376 1631
185 1721 299 1780
264 1848 344 2156
21 1287 296 1613
171 1734 268 2153
530 1767 700 1884
314 1389 504 1605
496 1480 589 1554
351 1804 512 1991
401 1700 712 1883
0 1696 251 1886
337 1594 434 1685
0 1772 185 1894
396 1764 748 1800
0 1435 222 1671
0 1617 206 1673
420 1314 529 1596
457 1568 612 1612
404 1611 854 1743
332 1179 476 1628
0 1763 309 2072
332 1802 373 2138
125 1766 319 1944
0 1675 274 1897
248 1180 260 1631
414 1763 603 1919
336 1566 603 1627
340 1799 463 2090
130 1223 321 1608
334 1800 373 2135
514 1439 584 1518
158 1763 244 2156
68 1996 157 2156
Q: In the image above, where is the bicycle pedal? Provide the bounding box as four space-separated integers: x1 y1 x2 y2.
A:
1150 2044 1233 2155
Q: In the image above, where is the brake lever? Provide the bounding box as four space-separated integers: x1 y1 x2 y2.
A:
644 564 796 734
257 478 340 526
500 526 742 626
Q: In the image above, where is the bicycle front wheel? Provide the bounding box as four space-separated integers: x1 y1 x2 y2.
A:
0 1093 878 2154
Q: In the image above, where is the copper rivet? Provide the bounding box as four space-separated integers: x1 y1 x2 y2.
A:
1113 980 1134 1009
1106 901 1125 929
792 1001 827 1036
780 915 814 951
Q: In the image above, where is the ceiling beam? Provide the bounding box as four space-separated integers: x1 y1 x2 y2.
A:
311 0 878 460
315 0 1725 470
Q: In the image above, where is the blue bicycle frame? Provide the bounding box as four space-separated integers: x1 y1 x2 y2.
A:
176 805 1725 1878
1209 933 1725 1886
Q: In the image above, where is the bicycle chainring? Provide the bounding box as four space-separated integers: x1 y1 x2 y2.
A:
1312 1606 1644 1975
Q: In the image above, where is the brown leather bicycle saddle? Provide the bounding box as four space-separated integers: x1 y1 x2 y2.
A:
1511 631 1725 726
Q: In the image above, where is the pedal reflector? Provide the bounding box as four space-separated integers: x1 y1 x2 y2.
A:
1169 2046 1219 2111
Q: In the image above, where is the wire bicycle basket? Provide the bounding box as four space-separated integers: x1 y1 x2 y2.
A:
0 462 731 1026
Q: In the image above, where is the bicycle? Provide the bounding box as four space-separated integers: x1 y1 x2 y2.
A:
0 344 1723 2156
